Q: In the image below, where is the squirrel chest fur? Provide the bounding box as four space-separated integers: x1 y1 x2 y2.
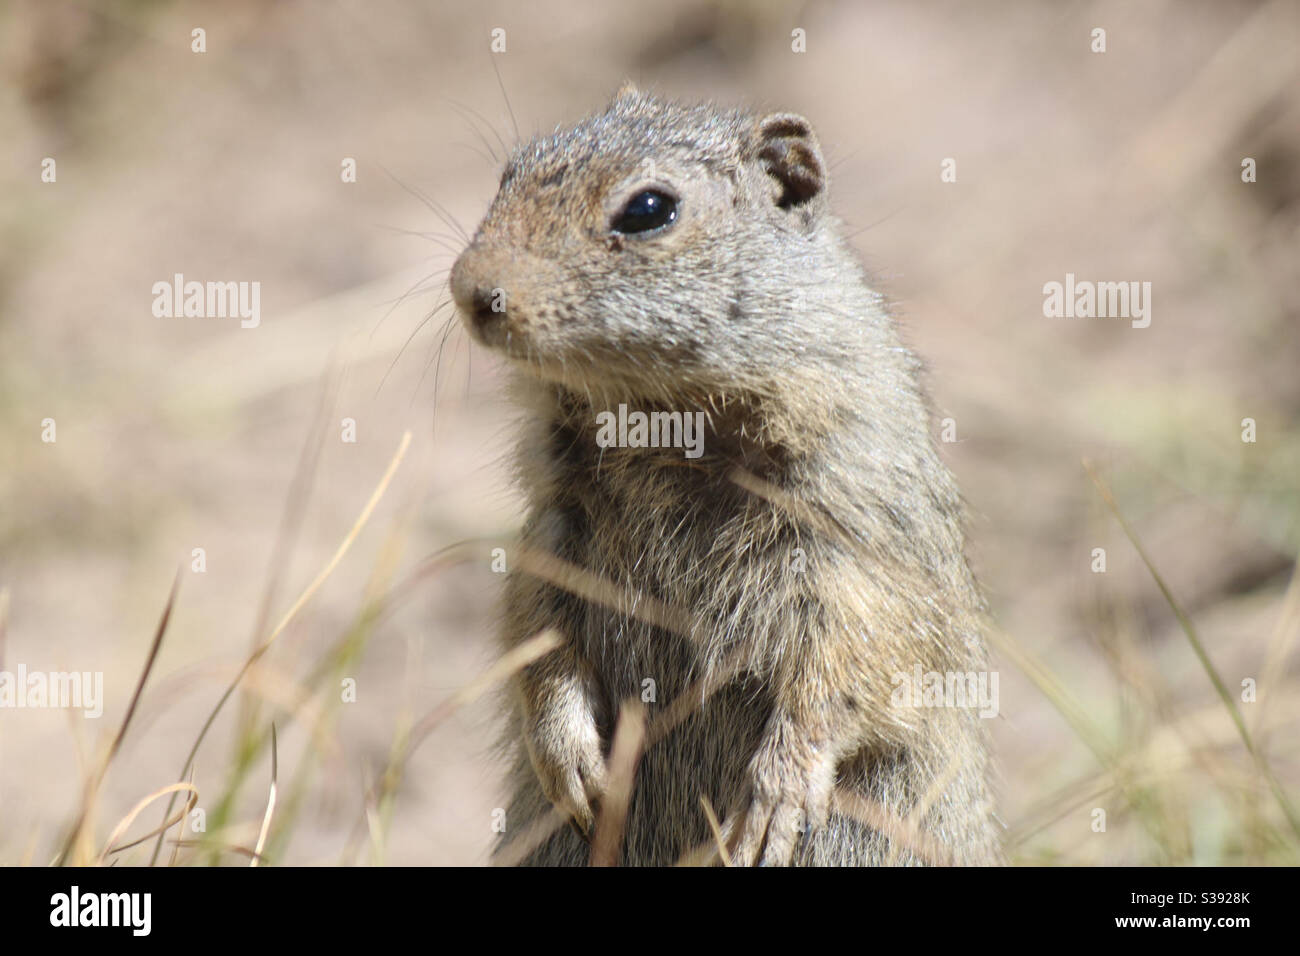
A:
449 86 1000 866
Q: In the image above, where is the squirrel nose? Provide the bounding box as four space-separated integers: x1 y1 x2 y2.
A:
450 246 507 334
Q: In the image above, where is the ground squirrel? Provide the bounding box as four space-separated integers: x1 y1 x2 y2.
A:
450 86 1001 866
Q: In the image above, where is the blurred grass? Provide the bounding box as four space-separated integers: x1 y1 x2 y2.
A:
28 421 1300 867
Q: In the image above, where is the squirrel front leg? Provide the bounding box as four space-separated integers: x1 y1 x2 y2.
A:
505 565 609 836
730 678 844 867
515 640 609 835
729 604 891 867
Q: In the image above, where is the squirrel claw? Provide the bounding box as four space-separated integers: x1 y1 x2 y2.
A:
568 815 594 844
730 724 835 867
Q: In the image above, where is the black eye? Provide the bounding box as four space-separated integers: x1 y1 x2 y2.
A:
612 190 678 235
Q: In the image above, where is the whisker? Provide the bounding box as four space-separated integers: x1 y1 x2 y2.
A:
377 296 451 398
418 310 462 432
451 139 499 168
448 99 506 164
370 266 451 341
379 165 471 245
375 223 466 257
489 54 521 144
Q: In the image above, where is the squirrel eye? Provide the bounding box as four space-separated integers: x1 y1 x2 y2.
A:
611 190 678 235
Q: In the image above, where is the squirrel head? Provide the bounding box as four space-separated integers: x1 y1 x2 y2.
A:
450 88 860 407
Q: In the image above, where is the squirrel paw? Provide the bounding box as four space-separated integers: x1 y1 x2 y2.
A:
523 690 608 837
730 722 835 867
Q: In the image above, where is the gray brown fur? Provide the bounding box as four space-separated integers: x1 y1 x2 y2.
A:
449 87 1001 866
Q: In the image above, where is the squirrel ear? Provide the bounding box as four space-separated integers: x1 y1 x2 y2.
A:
755 113 826 209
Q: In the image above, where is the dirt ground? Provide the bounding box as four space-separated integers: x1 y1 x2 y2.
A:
1 0 1297 865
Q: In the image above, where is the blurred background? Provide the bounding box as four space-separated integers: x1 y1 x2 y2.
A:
1 0 1297 865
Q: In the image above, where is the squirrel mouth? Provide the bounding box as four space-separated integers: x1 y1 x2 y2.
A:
460 301 508 348
486 323 543 368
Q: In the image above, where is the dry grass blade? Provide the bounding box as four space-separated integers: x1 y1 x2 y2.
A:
167 765 196 868
513 546 692 637
1083 458 1300 839
696 796 728 868
728 466 854 551
1084 460 1249 744
168 839 265 863
406 629 563 754
259 430 413 657
590 700 647 867
57 572 178 866
404 632 558 766
238 658 342 762
887 753 964 865
105 781 200 857
832 790 953 866
149 430 413 864
643 647 746 748
984 624 1112 765
346 540 486 638
1253 552 1300 743
346 629 563 864
362 765 386 863
679 796 731 867
251 723 278 867
492 807 571 868
235 365 339 744
1008 776 1118 849
98 782 198 865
